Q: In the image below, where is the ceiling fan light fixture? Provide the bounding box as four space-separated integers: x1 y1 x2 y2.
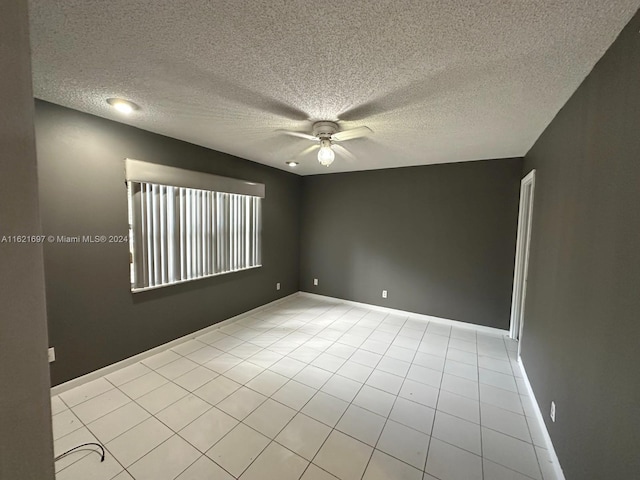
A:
317 139 335 166
282 121 370 168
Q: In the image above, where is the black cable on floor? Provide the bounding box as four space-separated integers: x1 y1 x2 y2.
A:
54 442 105 463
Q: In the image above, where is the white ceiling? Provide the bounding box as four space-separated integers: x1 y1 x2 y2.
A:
29 1 639 176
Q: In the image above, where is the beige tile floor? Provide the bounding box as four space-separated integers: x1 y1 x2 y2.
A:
51 295 559 480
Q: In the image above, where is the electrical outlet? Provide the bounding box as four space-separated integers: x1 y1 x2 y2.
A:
382 290 388 299
48 347 55 363
276 282 281 290
313 278 318 286
550 401 556 422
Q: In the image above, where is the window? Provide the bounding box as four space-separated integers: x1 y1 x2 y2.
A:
125 159 264 292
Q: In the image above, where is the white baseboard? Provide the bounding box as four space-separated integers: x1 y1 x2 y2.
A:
297 291 509 336
518 357 566 480
51 293 297 396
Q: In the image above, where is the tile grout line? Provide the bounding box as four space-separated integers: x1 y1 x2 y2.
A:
52 395 93 474
219 302 371 479
53 297 544 480
192 301 366 478
54 387 131 480
65 303 434 477
426 322 454 478
91 297 321 478
95 373 197 479
120 298 340 479
221 305 514 477
505 336 546 480
355 313 417 479
294 309 393 474
295 308 391 480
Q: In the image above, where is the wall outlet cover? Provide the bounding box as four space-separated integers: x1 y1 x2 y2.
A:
276 282 281 290
550 401 556 422
48 347 55 363
382 290 388 298
313 278 318 286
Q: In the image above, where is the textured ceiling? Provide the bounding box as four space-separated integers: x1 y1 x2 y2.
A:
29 1 639 176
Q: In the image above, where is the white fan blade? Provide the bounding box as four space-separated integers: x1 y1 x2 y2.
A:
333 144 357 162
332 126 372 142
296 144 319 157
276 129 318 141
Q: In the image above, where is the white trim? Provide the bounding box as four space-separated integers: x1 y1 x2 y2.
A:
50 293 296 396
518 357 566 480
131 264 263 293
125 158 265 197
297 292 509 336
510 169 536 353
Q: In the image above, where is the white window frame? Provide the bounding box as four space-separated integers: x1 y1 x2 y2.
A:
125 159 264 292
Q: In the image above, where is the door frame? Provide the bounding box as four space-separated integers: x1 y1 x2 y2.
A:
510 169 536 356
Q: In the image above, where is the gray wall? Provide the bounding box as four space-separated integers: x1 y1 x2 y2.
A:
0 1 55 478
35 101 301 386
522 10 640 479
300 159 523 329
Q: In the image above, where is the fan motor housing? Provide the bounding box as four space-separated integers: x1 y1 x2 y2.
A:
312 121 339 138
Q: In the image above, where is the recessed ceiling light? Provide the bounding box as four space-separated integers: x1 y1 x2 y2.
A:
286 161 298 167
106 98 139 115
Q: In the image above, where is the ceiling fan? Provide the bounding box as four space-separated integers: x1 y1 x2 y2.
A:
279 121 373 167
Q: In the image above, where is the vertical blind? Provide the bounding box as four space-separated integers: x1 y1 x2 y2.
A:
128 181 262 291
